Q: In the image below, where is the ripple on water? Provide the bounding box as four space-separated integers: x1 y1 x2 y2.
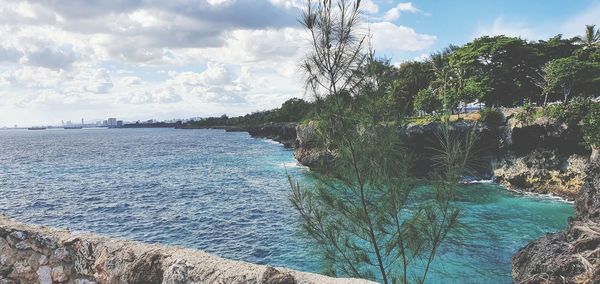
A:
0 128 574 283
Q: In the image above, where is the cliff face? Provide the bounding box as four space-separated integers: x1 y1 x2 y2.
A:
492 114 590 199
0 216 373 284
265 114 591 199
512 160 600 283
234 123 298 148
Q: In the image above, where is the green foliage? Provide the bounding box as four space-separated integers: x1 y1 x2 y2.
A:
414 88 442 114
289 104 478 283
533 35 578 62
186 98 314 127
391 60 434 115
575 24 600 49
583 103 600 148
291 2 482 283
479 108 504 127
546 97 593 124
449 36 541 107
543 57 600 102
514 103 537 126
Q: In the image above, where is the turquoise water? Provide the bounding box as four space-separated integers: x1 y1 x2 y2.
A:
0 128 573 283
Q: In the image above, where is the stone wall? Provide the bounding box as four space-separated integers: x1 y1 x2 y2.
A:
0 216 373 284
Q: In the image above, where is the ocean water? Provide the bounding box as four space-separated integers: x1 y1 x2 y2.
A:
0 128 573 283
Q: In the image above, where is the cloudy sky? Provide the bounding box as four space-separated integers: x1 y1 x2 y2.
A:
0 0 598 127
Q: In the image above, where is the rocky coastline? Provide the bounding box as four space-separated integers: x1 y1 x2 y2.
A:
511 159 600 283
0 216 373 284
241 114 592 200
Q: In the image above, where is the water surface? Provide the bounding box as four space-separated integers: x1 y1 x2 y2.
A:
0 128 573 283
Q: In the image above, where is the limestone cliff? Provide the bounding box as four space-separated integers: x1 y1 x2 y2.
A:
257 113 592 199
512 160 600 283
492 112 591 199
0 216 373 284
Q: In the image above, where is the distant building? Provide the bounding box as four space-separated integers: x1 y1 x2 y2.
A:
107 118 117 126
117 120 123 127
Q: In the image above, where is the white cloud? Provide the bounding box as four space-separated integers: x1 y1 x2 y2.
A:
475 17 539 39
120 88 182 104
206 0 237 7
0 0 439 126
383 2 420 21
85 68 113 94
560 3 600 38
119 76 143 86
370 22 436 52
361 0 379 14
19 45 78 69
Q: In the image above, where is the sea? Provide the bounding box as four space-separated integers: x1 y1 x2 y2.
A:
0 128 574 283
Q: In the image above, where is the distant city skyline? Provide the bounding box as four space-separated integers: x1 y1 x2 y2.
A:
0 0 598 127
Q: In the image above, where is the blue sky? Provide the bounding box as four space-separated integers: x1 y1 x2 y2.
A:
0 0 598 127
373 0 600 61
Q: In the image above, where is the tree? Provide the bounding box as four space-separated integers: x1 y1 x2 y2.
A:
300 0 367 99
292 2 478 283
429 47 456 113
533 35 579 62
391 60 434 115
575 25 600 49
414 88 442 114
276 98 313 122
289 111 478 283
583 103 600 161
449 36 539 106
544 57 600 102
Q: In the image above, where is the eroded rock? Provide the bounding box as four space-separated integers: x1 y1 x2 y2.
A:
0 216 373 284
512 161 600 283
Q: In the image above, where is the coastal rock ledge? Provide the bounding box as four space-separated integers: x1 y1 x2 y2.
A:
512 160 600 283
0 217 373 284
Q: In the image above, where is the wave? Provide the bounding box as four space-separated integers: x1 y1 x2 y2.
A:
462 179 494 184
262 139 282 145
503 187 574 204
279 161 308 169
461 177 573 204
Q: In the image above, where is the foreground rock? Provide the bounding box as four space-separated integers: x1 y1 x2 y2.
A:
0 216 373 284
512 160 600 283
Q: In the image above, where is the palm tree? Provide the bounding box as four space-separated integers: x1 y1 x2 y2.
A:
575 25 600 49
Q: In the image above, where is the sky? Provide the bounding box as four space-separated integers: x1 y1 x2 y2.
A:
0 0 598 127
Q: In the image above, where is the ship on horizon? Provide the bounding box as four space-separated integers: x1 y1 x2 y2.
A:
27 127 46 130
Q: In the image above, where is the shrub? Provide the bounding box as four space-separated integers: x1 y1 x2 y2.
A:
414 88 442 114
479 108 504 127
583 103 600 149
514 103 536 126
547 97 592 123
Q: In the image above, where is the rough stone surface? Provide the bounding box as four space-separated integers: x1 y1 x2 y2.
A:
293 121 331 167
0 216 373 284
288 114 591 199
493 150 588 199
243 122 298 148
512 160 600 283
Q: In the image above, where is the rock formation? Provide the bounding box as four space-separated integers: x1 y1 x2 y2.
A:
0 216 374 284
512 160 600 283
258 112 592 199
